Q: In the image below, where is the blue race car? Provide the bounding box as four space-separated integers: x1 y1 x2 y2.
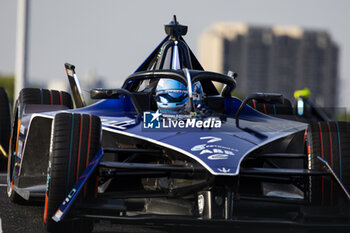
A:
1 16 350 232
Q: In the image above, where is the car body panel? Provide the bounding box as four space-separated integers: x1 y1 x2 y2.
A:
14 95 307 179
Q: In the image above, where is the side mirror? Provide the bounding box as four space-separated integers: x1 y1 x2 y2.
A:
91 88 124 99
90 88 141 114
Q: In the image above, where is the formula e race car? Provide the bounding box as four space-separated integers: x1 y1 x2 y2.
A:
1 16 349 232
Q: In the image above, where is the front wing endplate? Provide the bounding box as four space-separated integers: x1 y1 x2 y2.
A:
52 148 104 222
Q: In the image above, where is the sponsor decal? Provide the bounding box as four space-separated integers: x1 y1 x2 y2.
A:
101 118 136 130
191 140 238 160
62 188 76 206
191 144 206 151
46 173 50 192
143 111 222 130
20 125 25 135
68 188 76 198
17 140 23 158
54 210 63 219
208 154 229 160
200 136 222 143
199 148 235 155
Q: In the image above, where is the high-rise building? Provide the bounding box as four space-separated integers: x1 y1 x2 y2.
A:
198 23 339 107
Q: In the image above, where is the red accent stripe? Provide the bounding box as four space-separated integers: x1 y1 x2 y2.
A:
44 194 49 223
84 116 92 197
263 104 267 114
327 123 334 204
49 90 53 105
76 115 83 182
318 122 325 206
252 99 257 109
304 126 308 142
59 92 63 105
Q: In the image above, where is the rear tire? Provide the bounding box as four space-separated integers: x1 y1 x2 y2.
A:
44 113 101 233
0 87 11 171
19 88 73 108
307 121 350 205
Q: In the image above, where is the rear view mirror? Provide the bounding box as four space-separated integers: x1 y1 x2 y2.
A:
90 88 124 99
90 88 142 114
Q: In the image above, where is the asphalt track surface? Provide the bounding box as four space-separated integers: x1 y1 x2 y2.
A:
0 172 291 233
0 173 170 233
2 172 345 233
0 172 243 233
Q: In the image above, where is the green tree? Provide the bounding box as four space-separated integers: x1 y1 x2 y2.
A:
0 75 14 109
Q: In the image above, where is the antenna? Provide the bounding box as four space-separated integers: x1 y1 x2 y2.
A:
173 15 178 25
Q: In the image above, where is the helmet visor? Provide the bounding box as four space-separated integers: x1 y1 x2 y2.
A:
156 90 188 104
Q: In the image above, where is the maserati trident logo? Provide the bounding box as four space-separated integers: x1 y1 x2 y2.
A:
218 167 231 173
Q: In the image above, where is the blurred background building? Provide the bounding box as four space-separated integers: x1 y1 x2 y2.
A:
199 22 339 107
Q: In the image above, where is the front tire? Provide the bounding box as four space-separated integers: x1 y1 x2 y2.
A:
44 113 101 233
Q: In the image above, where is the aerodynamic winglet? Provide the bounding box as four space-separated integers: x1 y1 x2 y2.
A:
64 63 86 108
52 148 104 222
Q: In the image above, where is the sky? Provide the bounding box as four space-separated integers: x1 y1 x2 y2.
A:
1 0 350 107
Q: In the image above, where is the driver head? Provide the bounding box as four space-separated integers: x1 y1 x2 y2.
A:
155 79 188 114
155 79 204 114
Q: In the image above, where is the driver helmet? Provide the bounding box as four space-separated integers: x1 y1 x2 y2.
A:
155 79 203 114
